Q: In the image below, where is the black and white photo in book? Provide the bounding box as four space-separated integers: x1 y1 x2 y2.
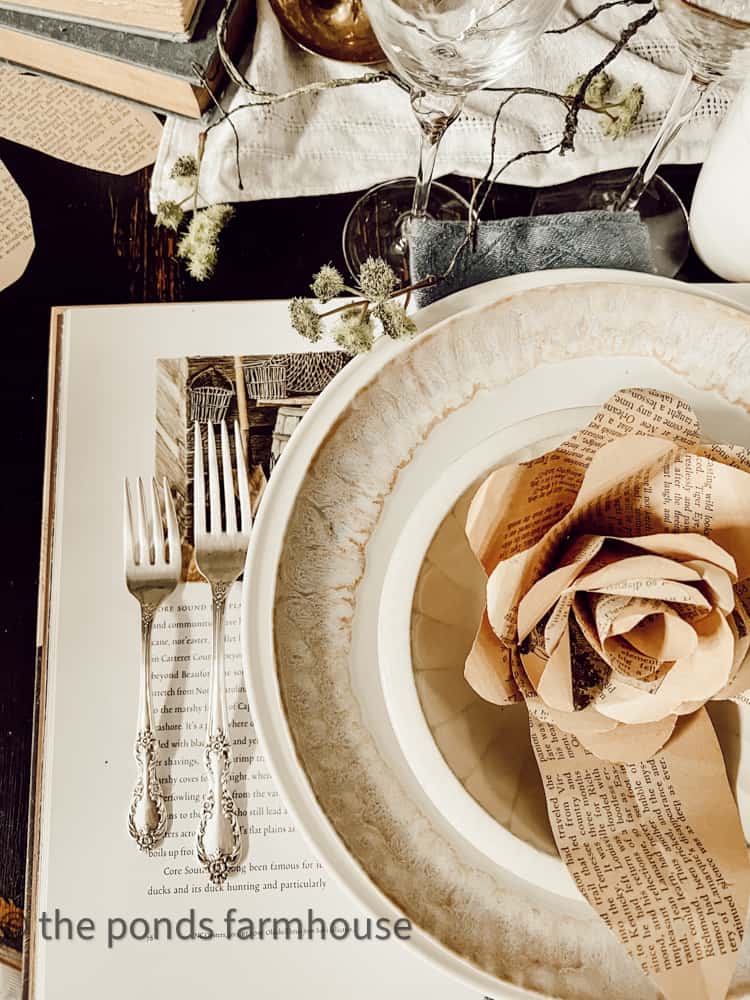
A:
155 351 350 580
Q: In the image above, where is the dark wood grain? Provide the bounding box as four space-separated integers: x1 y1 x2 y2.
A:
0 133 713 961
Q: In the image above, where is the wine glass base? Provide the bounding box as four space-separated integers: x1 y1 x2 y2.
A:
342 178 471 284
530 171 690 279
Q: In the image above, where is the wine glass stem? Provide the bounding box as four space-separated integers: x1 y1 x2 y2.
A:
616 68 710 212
411 92 463 218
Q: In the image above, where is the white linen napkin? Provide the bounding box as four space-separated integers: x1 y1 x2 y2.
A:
144 6 741 209
150 0 733 210
150 0 735 210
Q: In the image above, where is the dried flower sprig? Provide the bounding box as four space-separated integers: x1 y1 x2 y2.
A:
358 257 398 300
289 259 418 354
155 200 184 231
565 71 645 139
170 154 200 183
289 297 323 342
154 155 234 281
310 264 345 303
175 204 235 281
333 307 375 354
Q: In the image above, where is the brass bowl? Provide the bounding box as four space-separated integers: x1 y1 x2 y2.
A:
269 0 385 64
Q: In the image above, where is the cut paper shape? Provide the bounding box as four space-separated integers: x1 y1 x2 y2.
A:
0 68 162 174
0 160 33 292
466 388 750 763
531 710 750 1000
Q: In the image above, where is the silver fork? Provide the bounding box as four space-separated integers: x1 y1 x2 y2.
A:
193 420 252 885
124 477 181 851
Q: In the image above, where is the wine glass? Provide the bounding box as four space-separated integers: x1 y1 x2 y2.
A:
342 0 565 282
534 0 750 277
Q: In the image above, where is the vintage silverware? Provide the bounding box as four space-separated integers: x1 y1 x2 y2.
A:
192 420 252 885
124 477 181 851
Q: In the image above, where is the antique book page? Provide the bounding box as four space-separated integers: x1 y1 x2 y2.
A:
0 160 33 292
0 69 161 174
531 712 750 1000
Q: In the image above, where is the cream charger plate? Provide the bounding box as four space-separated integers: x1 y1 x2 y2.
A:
242 272 750 1000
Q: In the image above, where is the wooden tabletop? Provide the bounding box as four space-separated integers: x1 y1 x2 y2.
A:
0 134 716 967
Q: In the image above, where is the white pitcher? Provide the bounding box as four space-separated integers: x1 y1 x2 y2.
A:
690 81 750 281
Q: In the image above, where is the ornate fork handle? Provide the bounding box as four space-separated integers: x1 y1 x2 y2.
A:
128 605 167 851
196 582 241 884
128 729 167 850
196 729 242 885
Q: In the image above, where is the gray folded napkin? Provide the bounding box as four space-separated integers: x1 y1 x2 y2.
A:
408 210 656 307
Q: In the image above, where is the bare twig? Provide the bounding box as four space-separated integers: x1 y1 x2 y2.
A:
470 91 527 229
192 61 244 190
214 0 406 116
202 71 401 146
546 0 653 35
206 0 655 184
318 274 439 319
319 301 361 319
560 4 658 153
485 86 618 121
436 144 563 284
428 5 657 282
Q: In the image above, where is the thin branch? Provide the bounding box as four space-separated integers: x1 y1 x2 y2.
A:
408 141 563 290
485 85 619 121
490 144 563 192
424 89 562 286
192 61 244 190
203 71 400 141
546 0 653 35
319 300 365 319
214 0 406 114
318 272 440 317
560 4 658 153
471 91 526 228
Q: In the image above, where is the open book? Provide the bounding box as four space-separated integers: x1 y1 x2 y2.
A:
27 301 475 999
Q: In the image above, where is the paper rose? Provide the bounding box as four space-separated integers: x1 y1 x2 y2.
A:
464 388 750 763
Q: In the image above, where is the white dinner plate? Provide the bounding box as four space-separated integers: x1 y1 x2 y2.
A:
242 270 750 1000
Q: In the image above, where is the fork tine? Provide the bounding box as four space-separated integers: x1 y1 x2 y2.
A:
150 478 163 564
219 421 237 534
234 421 252 534
136 477 152 565
207 421 222 534
124 478 136 566
193 422 206 539
163 478 180 569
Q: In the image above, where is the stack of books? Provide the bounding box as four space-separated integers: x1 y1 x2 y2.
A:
0 0 254 117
